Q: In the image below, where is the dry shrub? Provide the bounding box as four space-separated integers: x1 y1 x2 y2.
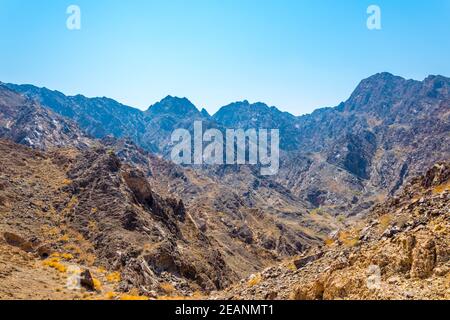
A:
42 256 67 273
106 272 121 283
339 231 359 247
160 282 176 295
433 183 450 194
378 214 392 232
247 274 262 287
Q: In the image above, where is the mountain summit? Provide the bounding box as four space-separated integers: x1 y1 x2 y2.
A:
3 73 450 214
146 96 201 117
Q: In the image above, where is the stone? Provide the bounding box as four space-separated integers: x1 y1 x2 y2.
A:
264 291 278 300
36 244 52 259
3 232 34 253
434 267 448 277
410 239 436 279
294 252 323 270
80 270 96 291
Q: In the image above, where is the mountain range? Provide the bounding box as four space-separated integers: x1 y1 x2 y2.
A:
4 72 449 215
0 72 448 299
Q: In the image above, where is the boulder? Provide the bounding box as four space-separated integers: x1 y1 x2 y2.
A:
80 269 96 291
293 252 323 270
3 232 34 253
410 238 436 279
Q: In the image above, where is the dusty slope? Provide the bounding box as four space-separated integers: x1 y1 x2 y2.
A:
102 137 340 279
0 86 337 289
0 140 118 300
212 163 450 300
0 139 235 297
7 74 450 219
0 138 335 299
1 75 449 300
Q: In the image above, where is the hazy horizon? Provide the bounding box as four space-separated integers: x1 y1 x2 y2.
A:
3 71 448 117
1 0 450 115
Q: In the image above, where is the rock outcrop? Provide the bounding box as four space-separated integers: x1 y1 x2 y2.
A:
212 163 450 300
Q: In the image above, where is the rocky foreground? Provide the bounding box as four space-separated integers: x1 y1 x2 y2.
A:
1 138 447 300
211 163 449 300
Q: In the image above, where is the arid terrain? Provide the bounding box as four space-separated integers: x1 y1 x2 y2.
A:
0 73 449 300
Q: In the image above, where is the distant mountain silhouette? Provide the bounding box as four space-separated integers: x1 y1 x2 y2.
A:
3 73 450 216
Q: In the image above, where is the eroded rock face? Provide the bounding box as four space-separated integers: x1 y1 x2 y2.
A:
212 163 450 301
410 238 437 279
422 163 450 188
122 168 154 208
3 232 34 253
0 85 92 150
1 73 449 299
60 147 235 293
5 74 450 220
291 279 325 300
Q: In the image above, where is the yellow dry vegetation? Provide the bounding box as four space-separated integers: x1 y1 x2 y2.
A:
433 183 450 194
42 226 60 237
286 262 297 272
324 238 335 247
58 234 70 242
104 291 116 300
378 214 392 232
247 274 262 287
120 295 150 301
119 288 150 300
61 253 74 260
160 282 176 294
339 231 359 247
93 278 102 291
60 230 97 266
106 271 121 283
97 266 107 274
42 256 67 273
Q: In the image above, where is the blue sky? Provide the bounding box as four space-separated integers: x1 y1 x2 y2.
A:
1 0 449 115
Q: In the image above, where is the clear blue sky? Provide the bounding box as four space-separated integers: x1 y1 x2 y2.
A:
1 0 449 115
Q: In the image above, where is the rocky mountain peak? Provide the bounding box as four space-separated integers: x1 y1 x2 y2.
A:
146 95 200 116
0 86 92 150
213 100 296 130
200 108 211 118
422 75 450 98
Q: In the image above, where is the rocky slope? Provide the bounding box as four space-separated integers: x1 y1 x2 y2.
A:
213 100 302 151
0 138 235 298
274 73 450 216
0 73 448 300
3 82 145 144
0 84 92 150
5 73 450 218
211 163 449 300
101 137 337 278
0 87 337 298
